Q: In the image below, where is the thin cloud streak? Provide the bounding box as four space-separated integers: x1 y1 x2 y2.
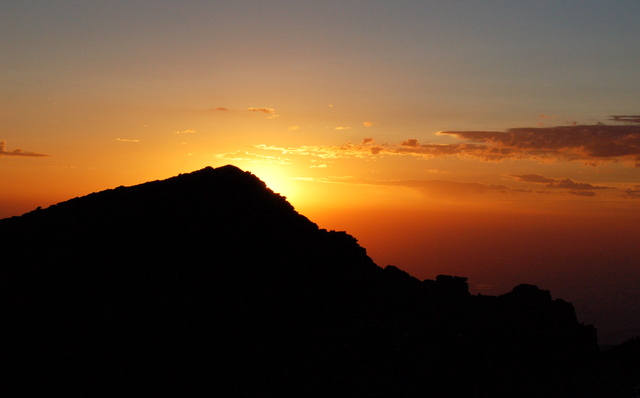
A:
215 150 291 165
509 174 610 197
510 174 610 190
295 175 510 197
608 115 640 124
0 140 50 157
247 107 276 114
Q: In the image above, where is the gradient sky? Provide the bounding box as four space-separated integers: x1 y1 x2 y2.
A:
2 1 640 344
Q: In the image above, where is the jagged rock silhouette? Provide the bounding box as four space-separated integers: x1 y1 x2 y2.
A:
0 165 629 396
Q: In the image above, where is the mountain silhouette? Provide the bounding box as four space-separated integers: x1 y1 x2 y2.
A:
1 165 635 396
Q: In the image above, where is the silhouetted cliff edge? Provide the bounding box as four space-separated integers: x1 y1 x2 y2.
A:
0 165 632 396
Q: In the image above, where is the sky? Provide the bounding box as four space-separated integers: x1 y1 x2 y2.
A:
2 1 640 345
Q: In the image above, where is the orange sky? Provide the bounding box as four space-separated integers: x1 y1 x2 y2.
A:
2 1 640 345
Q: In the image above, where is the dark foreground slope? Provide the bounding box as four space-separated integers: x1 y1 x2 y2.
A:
0 165 629 396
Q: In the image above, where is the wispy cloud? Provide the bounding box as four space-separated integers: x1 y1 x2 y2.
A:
247 107 276 114
116 138 140 142
568 190 596 197
335 126 351 130
297 175 509 197
363 121 375 127
254 143 383 159
215 150 291 165
509 174 610 196
0 140 49 157
211 107 229 111
174 129 196 134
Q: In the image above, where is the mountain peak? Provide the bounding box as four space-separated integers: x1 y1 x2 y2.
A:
0 165 612 396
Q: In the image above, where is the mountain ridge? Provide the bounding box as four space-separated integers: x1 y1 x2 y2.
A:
1 165 636 396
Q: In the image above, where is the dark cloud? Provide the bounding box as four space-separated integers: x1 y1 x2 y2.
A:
568 190 596 197
608 115 640 124
438 124 640 165
510 174 609 194
510 174 556 184
211 107 229 111
362 138 374 145
0 140 49 157
621 186 640 199
401 139 420 147
551 178 606 190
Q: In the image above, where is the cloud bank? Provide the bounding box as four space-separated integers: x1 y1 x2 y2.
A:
437 124 640 165
256 124 640 167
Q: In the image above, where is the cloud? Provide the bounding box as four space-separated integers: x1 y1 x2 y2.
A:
335 126 351 130
174 129 196 134
380 179 508 195
437 124 640 165
211 107 229 111
621 186 640 199
302 175 509 197
116 138 140 142
509 174 610 197
568 190 596 197
551 178 607 190
247 107 276 114
400 139 420 147
214 150 291 165
0 140 50 157
609 115 640 124
362 138 374 145
363 121 375 127
510 174 609 190
254 123 640 167
289 125 299 131
510 174 556 184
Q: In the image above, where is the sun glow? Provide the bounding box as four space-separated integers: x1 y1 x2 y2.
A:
248 164 301 204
